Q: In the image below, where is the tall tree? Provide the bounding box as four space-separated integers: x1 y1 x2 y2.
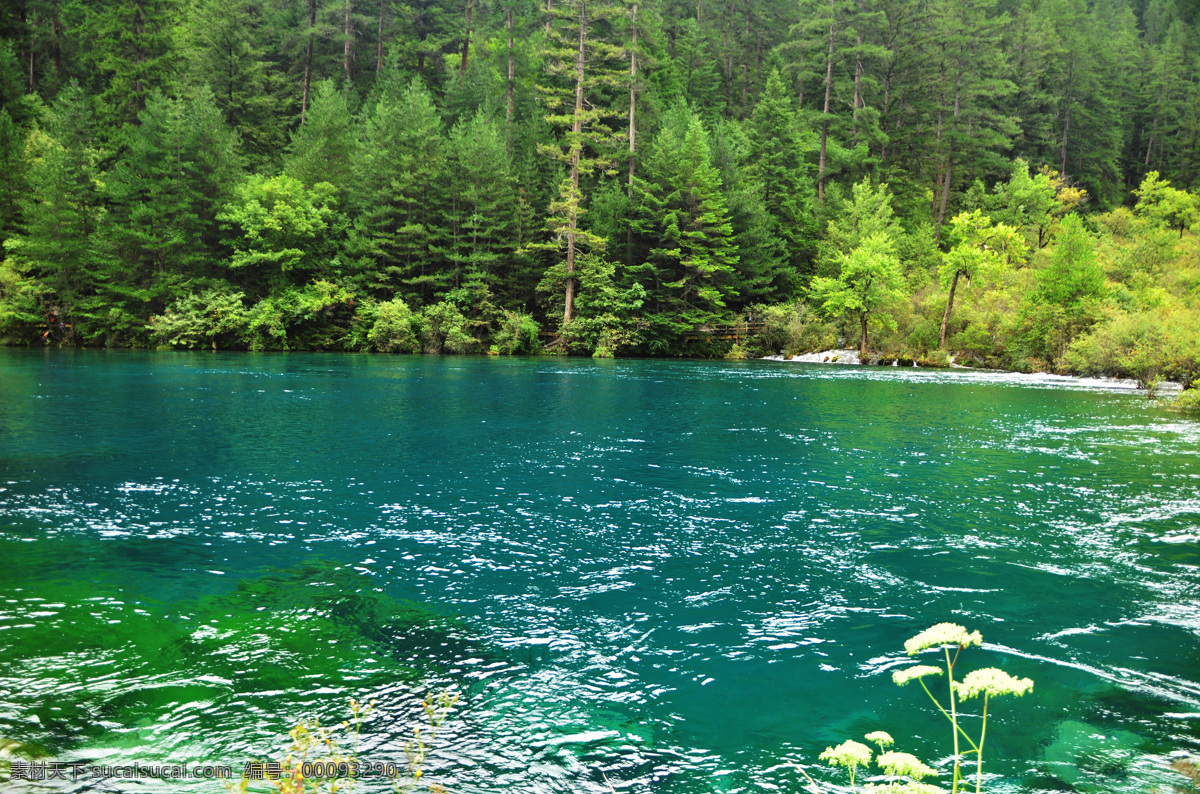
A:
536 0 630 331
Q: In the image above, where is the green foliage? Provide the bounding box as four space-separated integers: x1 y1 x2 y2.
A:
492 310 541 355
148 286 249 349
219 175 345 284
755 302 836 355
285 81 354 195
420 300 476 354
367 297 421 353
548 254 646 357
809 233 906 355
629 104 739 327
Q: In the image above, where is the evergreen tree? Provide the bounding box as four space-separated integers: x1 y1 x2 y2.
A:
182 0 291 165
536 0 631 331
284 79 355 194
349 76 446 302
85 0 178 130
747 69 814 279
8 85 107 341
437 110 518 294
629 104 738 326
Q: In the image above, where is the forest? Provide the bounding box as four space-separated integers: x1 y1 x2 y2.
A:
0 0 1198 390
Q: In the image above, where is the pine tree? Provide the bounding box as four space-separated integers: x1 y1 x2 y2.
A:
536 0 631 331
437 110 518 294
85 0 178 130
9 85 108 341
182 0 292 168
284 79 355 194
747 69 815 279
349 76 447 302
629 104 738 326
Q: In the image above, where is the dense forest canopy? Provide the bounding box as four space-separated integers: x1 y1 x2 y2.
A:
0 0 1198 380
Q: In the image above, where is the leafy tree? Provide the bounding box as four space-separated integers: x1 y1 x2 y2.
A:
809 232 905 356
937 210 1027 348
1036 213 1105 308
218 174 346 292
1133 170 1199 238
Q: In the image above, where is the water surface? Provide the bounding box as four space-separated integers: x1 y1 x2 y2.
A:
1 350 1198 792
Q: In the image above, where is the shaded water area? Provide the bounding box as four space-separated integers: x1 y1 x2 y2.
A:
1 350 1199 793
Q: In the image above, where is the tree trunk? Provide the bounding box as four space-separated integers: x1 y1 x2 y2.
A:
859 312 869 357
628 3 638 189
817 18 835 202
377 0 385 74
938 270 961 349
935 60 962 241
302 0 316 122
460 0 473 74
564 2 586 330
507 8 515 122
1059 60 1074 175
344 0 353 81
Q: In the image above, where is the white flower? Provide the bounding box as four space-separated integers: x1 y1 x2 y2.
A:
892 665 943 686
953 667 1034 700
819 739 872 770
865 730 894 748
904 623 983 655
877 751 937 781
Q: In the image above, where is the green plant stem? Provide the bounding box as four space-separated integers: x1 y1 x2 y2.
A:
947 645 961 794
976 693 989 794
917 679 980 752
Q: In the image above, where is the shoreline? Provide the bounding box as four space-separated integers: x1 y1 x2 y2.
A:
761 349 1182 394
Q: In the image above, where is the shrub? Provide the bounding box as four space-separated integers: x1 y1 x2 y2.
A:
368 298 421 353
492 310 541 355
755 303 837 355
149 287 250 349
420 300 476 354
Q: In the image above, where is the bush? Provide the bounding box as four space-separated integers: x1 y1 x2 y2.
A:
420 300 476 354
755 303 837 355
492 310 541 355
243 281 356 351
367 297 420 353
1172 388 1200 414
149 287 250 349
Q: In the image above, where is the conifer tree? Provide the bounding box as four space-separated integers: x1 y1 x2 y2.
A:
349 76 447 302
748 69 814 278
9 85 107 340
85 0 178 130
536 0 631 331
284 80 355 195
438 110 518 294
629 104 738 326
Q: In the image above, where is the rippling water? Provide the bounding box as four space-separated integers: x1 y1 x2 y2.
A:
1 350 1198 793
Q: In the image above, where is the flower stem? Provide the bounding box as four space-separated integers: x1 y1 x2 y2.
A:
947 645 960 794
976 693 989 794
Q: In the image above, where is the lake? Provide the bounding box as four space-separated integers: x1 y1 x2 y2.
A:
1 350 1198 793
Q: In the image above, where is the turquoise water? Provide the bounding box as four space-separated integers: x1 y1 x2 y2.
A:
1 350 1198 793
